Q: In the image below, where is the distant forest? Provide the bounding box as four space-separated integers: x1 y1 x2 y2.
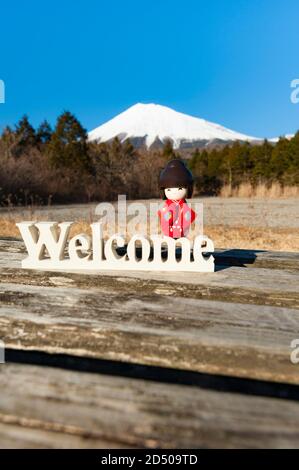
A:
189 134 299 195
0 111 298 205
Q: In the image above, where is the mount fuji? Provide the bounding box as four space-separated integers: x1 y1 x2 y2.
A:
88 103 260 149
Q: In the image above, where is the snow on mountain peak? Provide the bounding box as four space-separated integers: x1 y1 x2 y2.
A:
269 134 295 143
88 102 258 148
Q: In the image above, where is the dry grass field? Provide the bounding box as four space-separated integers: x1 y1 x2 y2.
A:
219 182 299 198
0 196 298 252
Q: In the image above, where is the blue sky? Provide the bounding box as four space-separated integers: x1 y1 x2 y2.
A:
0 0 298 138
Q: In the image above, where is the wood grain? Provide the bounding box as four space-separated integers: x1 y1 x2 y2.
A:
1 237 299 448
1 363 299 449
0 423 125 449
0 240 298 309
0 281 299 384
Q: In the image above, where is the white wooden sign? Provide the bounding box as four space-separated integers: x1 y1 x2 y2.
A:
16 221 215 273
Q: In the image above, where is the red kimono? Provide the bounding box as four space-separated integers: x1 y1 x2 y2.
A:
158 199 196 238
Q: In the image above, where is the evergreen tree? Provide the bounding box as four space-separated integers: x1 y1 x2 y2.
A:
250 140 273 183
189 149 208 178
15 116 36 144
37 120 52 146
284 133 299 185
46 111 90 171
162 139 176 160
14 115 37 157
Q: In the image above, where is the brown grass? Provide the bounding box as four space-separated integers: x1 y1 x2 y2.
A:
220 182 299 198
205 225 299 251
2 217 298 252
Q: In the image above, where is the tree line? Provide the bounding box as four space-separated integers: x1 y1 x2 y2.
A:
189 136 299 195
0 111 298 205
0 112 171 205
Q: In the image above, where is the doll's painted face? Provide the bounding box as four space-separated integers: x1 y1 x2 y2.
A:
165 187 187 201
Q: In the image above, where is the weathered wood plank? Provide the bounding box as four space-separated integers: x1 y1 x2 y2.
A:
0 240 298 309
0 281 299 384
0 237 299 383
0 423 125 449
1 363 299 449
215 248 299 270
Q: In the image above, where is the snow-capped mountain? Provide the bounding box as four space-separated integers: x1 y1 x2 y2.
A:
269 134 295 143
88 103 259 149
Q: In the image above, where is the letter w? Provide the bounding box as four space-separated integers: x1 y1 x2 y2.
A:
16 221 72 262
0 80 4 104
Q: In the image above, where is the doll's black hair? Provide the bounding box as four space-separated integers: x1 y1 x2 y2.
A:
159 159 194 199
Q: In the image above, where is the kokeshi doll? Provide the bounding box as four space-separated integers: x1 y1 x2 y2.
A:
158 159 196 238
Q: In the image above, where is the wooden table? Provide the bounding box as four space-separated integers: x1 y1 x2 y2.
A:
0 237 299 448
